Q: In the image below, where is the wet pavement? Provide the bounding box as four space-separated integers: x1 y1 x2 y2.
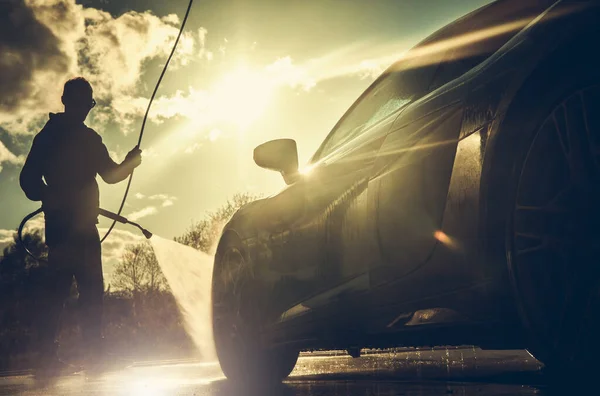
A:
0 348 553 395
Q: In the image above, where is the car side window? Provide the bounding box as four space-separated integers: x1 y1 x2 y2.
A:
315 59 439 160
428 53 487 92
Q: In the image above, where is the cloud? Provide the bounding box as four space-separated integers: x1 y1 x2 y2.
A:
356 59 387 80
112 88 209 126
98 227 142 263
80 7 196 101
0 230 16 255
198 27 213 61
0 0 409 141
0 0 77 130
109 57 315 131
184 143 202 154
0 229 15 245
265 56 316 91
126 206 158 221
147 194 171 201
104 47 404 131
133 193 177 208
0 0 204 134
0 211 44 254
23 212 45 231
97 227 143 280
0 0 424 144
0 139 24 172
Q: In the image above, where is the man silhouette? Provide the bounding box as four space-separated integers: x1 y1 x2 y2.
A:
20 77 142 373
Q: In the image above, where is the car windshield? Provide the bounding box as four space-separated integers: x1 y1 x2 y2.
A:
314 55 440 161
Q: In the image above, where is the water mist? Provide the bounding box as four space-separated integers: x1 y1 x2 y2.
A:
150 236 216 360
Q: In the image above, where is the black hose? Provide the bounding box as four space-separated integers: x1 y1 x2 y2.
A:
17 208 45 263
101 0 195 243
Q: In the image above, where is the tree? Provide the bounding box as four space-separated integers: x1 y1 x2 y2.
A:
111 241 167 295
0 229 47 284
175 192 261 254
0 231 54 371
144 245 165 294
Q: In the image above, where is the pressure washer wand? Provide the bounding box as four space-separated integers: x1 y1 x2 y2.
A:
17 207 153 263
98 208 153 239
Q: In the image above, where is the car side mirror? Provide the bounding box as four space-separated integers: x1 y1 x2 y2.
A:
253 139 299 185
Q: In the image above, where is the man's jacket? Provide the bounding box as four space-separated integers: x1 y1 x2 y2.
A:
20 113 124 245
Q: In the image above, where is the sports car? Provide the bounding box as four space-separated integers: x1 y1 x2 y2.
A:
211 0 600 382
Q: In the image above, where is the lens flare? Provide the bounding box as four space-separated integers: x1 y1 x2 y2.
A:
434 230 454 247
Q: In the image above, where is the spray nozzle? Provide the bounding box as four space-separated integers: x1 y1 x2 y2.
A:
130 222 153 239
140 227 153 239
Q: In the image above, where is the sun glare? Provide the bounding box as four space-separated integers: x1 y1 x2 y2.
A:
211 66 275 129
138 66 276 169
299 163 317 175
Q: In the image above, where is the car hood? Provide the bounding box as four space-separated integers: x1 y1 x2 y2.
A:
222 181 306 237
221 196 270 234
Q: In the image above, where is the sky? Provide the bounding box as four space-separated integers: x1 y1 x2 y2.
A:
0 0 492 279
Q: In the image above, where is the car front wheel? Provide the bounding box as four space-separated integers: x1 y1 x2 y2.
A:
212 240 299 384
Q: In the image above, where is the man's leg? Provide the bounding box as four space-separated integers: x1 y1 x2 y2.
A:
73 226 104 358
35 245 75 367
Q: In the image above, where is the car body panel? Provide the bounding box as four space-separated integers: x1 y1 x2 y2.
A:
230 110 399 320
216 0 600 351
369 95 465 286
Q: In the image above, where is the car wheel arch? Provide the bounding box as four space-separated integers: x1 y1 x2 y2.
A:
213 230 250 283
476 34 600 327
481 33 600 235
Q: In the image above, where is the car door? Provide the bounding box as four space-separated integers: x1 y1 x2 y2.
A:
367 2 538 295
272 56 447 321
369 50 494 293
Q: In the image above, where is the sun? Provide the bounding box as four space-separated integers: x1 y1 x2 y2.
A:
136 65 276 170
211 66 275 130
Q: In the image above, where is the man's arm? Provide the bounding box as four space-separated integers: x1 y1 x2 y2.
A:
20 135 47 201
96 137 142 184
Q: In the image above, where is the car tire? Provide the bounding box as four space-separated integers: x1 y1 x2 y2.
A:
212 238 299 384
502 44 600 377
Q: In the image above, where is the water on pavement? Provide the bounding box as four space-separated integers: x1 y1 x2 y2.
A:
0 238 557 395
0 348 548 396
